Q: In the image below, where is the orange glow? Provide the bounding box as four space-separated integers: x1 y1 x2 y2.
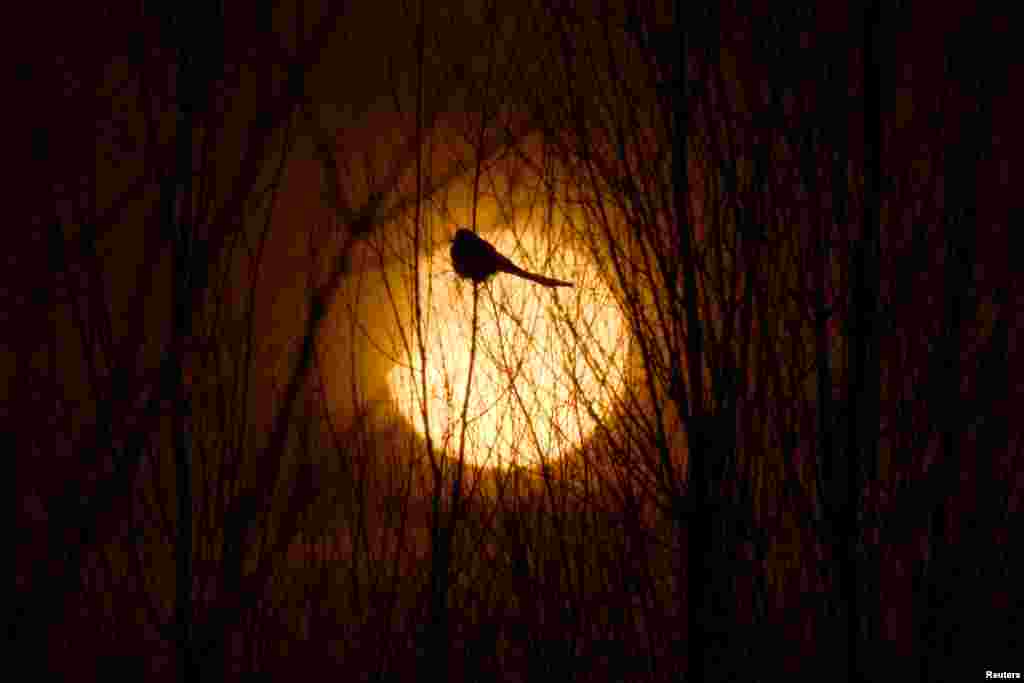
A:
387 227 629 470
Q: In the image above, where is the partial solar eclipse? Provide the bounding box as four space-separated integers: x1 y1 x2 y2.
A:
387 227 630 470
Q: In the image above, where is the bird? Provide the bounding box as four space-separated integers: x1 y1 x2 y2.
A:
450 228 573 288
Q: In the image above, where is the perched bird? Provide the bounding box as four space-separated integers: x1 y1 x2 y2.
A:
450 228 573 288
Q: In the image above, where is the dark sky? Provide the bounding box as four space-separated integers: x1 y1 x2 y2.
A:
13 3 1021 678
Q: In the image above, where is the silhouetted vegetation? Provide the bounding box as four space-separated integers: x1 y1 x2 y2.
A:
15 1 1017 681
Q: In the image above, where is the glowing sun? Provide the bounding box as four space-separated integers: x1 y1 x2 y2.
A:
387 228 630 470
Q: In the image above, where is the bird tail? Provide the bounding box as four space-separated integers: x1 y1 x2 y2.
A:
503 263 574 288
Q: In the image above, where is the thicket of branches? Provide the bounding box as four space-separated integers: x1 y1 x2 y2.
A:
15 1 1017 681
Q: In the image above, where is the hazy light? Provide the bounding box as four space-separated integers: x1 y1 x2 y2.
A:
387 228 629 470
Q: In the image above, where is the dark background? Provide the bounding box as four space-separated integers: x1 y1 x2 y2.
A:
12 1 1020 680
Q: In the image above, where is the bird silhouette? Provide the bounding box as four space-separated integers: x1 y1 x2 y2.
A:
450 228 573 288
